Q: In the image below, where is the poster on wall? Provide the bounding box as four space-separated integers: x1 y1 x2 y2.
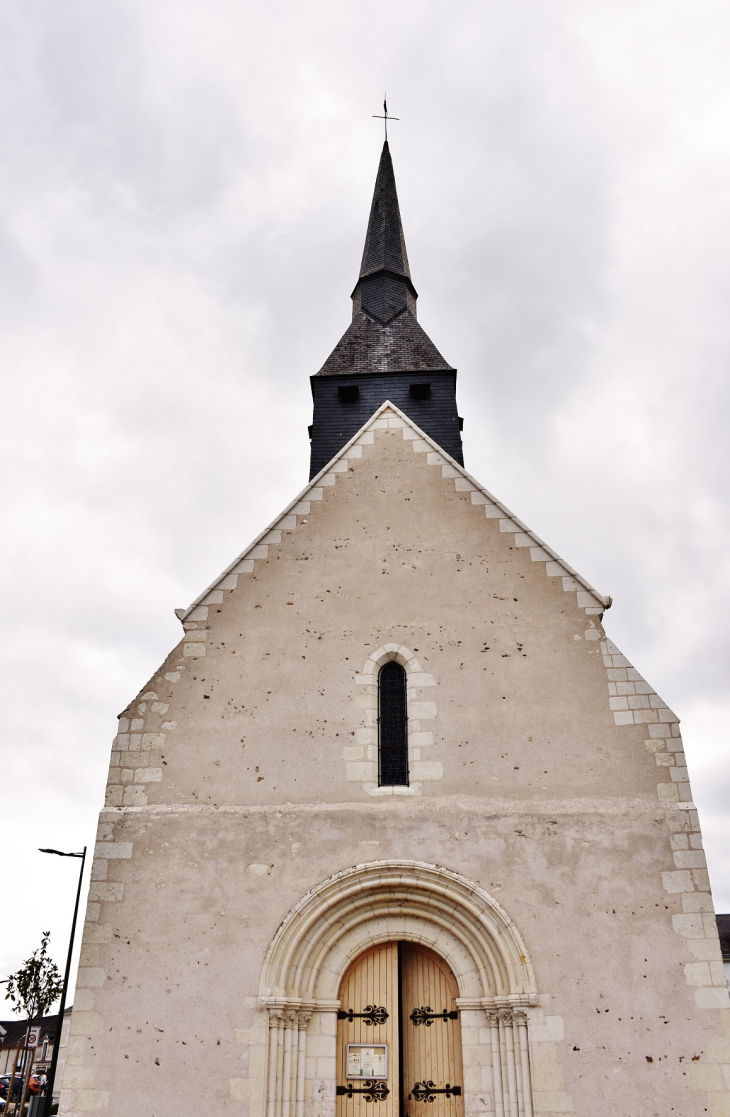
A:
346 1045 388 1079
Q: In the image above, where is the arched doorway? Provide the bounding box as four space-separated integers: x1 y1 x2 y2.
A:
259 861 538 1117
336 943 464 1117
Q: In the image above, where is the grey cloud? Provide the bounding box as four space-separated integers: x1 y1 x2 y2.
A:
1 0 729 991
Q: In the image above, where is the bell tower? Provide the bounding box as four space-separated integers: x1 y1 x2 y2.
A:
308 141 464 478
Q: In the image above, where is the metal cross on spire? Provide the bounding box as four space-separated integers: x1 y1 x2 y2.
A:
372 94 399 141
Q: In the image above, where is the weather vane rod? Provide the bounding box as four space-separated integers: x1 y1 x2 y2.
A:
372 94 399 141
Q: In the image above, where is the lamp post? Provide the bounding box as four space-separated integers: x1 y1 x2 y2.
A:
39 847 87 1117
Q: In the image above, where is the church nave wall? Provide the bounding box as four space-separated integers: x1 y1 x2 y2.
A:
61 799 726 1116
61 406 729 1117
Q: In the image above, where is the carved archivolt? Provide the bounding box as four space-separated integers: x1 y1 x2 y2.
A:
258 861 537 1117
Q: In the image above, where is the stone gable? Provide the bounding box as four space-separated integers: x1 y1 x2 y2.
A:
61 404 730 1117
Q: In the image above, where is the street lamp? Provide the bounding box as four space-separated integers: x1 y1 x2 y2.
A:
39 847 87 1117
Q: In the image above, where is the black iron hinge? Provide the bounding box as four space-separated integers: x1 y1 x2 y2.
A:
409 1006 458 1026
336 1081 390 1102
409 1082 462 1102
337 1005 389 1025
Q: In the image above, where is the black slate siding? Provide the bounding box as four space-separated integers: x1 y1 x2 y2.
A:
354 272 417 324
309 371 463 479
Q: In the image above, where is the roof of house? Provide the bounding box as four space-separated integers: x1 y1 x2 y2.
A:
0 1008 70 1050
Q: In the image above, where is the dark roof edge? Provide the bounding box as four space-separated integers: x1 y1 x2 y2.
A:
311 367 457 383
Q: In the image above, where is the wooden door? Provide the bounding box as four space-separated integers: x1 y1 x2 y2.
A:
336 943 463 1117
336 943 399 1117
401 945 464 1117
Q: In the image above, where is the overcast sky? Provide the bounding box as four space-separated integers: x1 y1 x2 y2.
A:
2 0 729 1006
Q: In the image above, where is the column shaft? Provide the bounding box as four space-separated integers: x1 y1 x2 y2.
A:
515 1015 533 1117
500 1012 519 1117
266 1012 282 1117
274 1015 286 1117
282 1016 294 1117
295 1013 311 1117
486 1012 505 1117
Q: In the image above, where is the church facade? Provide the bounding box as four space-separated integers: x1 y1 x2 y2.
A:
60 144 730 1117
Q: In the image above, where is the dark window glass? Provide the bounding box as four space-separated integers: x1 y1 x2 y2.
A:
338 385 360 403
379 661 408 786
409 383 431 400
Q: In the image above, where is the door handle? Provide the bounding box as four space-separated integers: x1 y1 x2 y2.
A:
409 1082 462 1102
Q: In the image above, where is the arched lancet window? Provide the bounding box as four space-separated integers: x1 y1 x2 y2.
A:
378 661 408 786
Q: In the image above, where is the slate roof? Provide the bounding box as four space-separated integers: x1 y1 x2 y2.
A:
317 310 453 376
0 1012 62 1050
316 142 453 377
358 141 411 281
717 914 730 960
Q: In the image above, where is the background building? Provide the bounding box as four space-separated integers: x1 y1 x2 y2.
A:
0 1006 72 1102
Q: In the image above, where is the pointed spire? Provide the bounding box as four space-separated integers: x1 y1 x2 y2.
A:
359 141 411 281
351 141 418 325
314 140 454 377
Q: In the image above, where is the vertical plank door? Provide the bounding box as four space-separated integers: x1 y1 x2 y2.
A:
336 942 399 1117
401 945 465 1117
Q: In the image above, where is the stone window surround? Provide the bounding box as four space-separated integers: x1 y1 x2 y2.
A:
348 643 440 796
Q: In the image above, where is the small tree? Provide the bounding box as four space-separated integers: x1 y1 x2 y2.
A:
4 931 64 1022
